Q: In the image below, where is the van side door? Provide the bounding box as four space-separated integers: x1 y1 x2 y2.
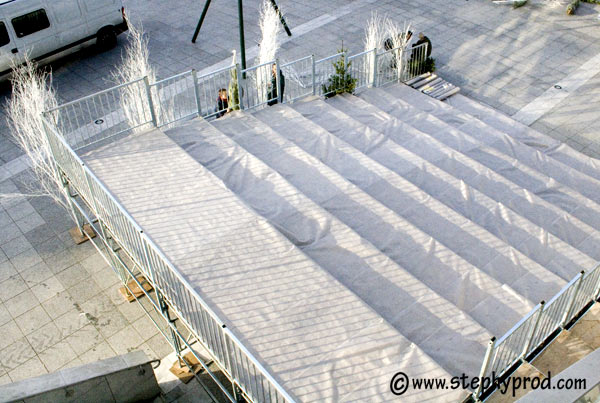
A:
9 7 56 62
80 0 122 35
50 0 89 47
0 20 17 76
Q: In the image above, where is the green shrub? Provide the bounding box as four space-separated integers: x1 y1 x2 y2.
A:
513 0 528 8
322 47 357 98
408 57 436 76
567 0 580 14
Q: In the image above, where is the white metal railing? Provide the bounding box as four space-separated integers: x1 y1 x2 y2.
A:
45 78 153 150
475 265 600 399
348 49 373 91
193 64 239 119
314 52 345 97
40 117 295 403
46 45 430 143
240 59 278 109
280 55 314 103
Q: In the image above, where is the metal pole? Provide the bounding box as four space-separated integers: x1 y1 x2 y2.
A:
474 337 496 400
268 0 291 37
562 271 585 327
235 63 244 110
275 58 282 104
191 69 201 116
311 54 316 95
591 263 600 301
237 0 246 72
191 0 212 43
522 301 545 359
143 76 158 127
158 290 182 363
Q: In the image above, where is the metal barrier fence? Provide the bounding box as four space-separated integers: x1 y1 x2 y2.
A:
45 78 153 151
348 49 374 91
475 264 600 399
376 42 428 87
240 60 279 110
314 52 344 97
194 65 238 120
40 118 295 403
280 55 315 103
150 70 197 127
46 45 431 144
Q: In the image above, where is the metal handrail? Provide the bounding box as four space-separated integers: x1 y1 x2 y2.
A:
495 301 543 345
476 265 600 399
315 52 344 64
151 69 194 86
45 77 147 112
196 63 236 81
349 48 375 60
281 54 312 69
242 58 276 73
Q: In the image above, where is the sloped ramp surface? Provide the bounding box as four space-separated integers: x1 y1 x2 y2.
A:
81 128 462 402
80 82 600 403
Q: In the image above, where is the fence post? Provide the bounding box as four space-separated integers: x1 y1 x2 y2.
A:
562 271 585 327
191 69 201 116
521 301 545 359
275 58 282 104
143 76 158 127
311 54 316 95
591 263 600 301
369 48 377 88
474 337 496 400
235 63 245 110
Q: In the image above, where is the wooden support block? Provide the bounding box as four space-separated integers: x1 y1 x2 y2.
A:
169 352 203 384
69 224 96 245
119 275 154 302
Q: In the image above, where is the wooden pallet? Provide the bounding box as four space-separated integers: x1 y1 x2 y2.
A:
406 73 460 101
118 275 154 302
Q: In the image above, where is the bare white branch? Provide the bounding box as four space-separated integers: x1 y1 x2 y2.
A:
4 56 68 211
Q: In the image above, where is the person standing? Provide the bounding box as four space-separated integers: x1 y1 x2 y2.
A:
412 32 432 58
216 88 228 118
267 64 285 106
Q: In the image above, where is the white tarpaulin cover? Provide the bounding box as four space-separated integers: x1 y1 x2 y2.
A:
81 83 600 402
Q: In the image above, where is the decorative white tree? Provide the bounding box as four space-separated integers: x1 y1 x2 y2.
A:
111 16 159 129
256 0 282 104
384 19 412 81
4 57 69 212
364 13 412 84
364 12 385 85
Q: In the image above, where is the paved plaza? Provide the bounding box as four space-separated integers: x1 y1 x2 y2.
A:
0 0 599 399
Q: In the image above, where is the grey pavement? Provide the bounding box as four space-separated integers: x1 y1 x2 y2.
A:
0 0 600 397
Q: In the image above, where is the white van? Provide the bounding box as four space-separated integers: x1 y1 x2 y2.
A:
0 0 127 78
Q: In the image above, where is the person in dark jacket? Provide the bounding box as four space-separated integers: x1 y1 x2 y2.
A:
216 88 228 118
267 63 285 106
412 32 432 58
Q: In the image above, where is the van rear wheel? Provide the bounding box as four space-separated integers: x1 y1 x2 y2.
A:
97 27 117 51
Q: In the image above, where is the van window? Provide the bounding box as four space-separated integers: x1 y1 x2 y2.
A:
0 22 9 47
12 9 51 38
